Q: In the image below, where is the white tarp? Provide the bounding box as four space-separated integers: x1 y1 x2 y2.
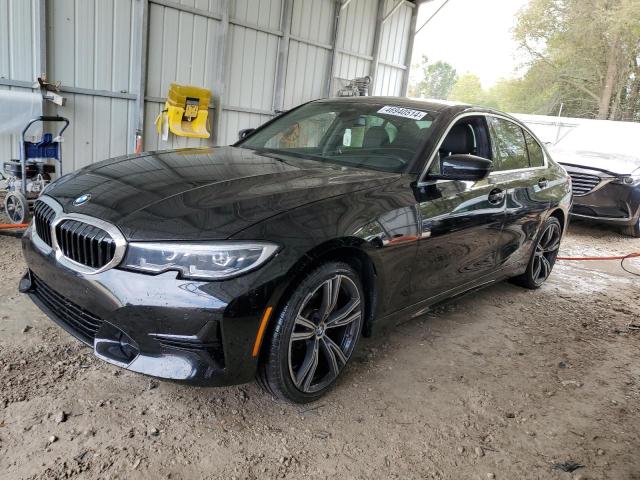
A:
0 90 43 139
516 113 640 175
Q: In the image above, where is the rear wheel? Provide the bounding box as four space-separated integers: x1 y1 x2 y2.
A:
257 262 364 403
511 217 562 289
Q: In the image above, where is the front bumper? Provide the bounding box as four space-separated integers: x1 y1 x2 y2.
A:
20 228 278 387
570 181 640 227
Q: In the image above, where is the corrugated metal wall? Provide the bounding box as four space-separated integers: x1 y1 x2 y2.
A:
284 0 334 109
332 0 378 94
222 0 281 145
47 0 137 172
0 0 418 172
144 0 226 150
0 0 41 161
373 0 413 96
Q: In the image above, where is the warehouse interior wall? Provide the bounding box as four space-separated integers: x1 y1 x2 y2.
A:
0 0 418 172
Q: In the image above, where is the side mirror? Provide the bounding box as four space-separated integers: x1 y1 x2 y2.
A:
238 128 256 140
429 154 492 181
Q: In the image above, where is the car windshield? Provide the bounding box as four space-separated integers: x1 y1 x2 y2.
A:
237 101 438 173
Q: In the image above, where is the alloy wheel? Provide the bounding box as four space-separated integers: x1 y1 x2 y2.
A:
288 274 362 393
532 222 561 285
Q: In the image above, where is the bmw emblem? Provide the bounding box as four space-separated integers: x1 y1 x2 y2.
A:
73 193 91 206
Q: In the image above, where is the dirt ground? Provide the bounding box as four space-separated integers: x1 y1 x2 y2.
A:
1 218 639 480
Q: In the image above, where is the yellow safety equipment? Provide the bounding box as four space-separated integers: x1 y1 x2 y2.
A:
155 83 211 139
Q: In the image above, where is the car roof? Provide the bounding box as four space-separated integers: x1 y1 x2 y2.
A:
314 96 471 113
313 96 519 120
309 97 545 155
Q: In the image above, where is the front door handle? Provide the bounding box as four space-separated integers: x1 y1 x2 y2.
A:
488 188 505 204
538 178 549 188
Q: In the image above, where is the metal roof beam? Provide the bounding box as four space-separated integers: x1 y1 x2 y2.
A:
340 0 354 10
382 0 405 24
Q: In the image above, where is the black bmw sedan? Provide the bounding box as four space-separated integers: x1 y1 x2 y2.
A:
20 97 571 402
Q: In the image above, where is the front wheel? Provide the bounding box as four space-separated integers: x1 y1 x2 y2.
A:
257 262 364 403
511 217 562 289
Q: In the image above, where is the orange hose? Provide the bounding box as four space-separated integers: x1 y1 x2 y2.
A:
0 223 28 230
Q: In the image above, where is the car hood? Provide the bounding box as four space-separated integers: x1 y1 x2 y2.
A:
553 149 640 176
45 147 398 240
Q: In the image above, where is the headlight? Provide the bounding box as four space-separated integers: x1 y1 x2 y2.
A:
121 242 279 280
613 175 640 186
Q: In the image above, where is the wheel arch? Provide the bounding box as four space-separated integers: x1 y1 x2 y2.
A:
548 208 566 233
277 238 379 338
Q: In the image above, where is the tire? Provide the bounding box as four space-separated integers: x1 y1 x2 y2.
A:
621 218 640 238
511 217 562 290
4 191 30 224
257 262 364 403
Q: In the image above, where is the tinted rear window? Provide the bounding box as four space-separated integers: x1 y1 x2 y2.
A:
524 130 545 167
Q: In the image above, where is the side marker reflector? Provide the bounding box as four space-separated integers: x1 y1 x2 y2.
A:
252 306 273 357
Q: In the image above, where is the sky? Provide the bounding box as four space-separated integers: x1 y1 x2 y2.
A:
411 0 530 88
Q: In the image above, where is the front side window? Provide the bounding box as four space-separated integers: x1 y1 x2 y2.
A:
239 102 438 173
488 117 529 171
428 116 491 177
524 130 545 167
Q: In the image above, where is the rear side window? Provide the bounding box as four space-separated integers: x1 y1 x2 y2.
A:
488 117 529 171
524 130 545 167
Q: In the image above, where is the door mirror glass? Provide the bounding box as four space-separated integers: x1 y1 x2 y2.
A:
238 128 256 140
429 154 492 181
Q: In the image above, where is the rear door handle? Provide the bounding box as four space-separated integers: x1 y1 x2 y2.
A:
538 178 549 188
488 188 505 204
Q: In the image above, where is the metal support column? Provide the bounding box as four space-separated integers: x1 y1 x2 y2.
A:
132 0 149 153
401 0 421 96
326 0 343 97
273 0 293 113
212 0 230 145
33 0 48 122
369 0 386 95
34 0 47 77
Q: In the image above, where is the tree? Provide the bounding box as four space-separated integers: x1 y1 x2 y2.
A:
448 74 499 108
514 0 640 120
486 63 560 115
409 55 458 100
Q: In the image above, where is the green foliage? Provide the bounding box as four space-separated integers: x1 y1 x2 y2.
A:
448 73 482 104
409 0 640 120
486 63 560 115
409 55 458 100
448 74 496 108
514 0 640 120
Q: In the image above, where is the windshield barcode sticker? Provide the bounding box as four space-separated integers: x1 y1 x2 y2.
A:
378 105 428 120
